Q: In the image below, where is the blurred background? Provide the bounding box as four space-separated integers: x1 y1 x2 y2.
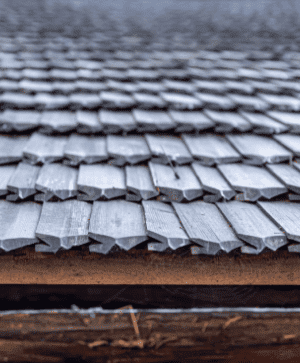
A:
1 0 299 51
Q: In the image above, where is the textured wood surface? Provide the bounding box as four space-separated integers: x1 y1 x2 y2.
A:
125 165 159 201
226 134 291 164
168 110 213 132
258 201 300 245
149 162 203 202
0 201 41 251
268 111 300 133
192 163 235 200
196 93 235 111
107 135 151 166
35 164 78 201
142 200 190 250
204 110 251 132
218 163 287 201
217 201 287 253
89 200 148 253
0 308 299 362
145 134 193 165
133 110 174 131
7 162 40 200
99 109 136 133
1 110 41 131
64 134 108 165
183 135 241 166
173 201 243 254
75 110 102 133
39 111 77 133
274 134 300 156
35 200 92 253
0 166 16 196
23 133 67 164
0 136 29 165
241 111 288 134
267 163 300 194
77 164 126 200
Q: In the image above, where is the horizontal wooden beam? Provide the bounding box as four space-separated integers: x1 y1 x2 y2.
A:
0 308 300 362
1 247 300 284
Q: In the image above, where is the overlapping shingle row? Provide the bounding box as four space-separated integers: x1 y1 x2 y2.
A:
2 198 300 255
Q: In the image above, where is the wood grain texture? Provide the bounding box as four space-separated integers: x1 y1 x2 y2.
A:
173 201 243 254
183 135 241 166
258 201 300 243
267 163 300 194
77 164 126 200
35 200 92 253
133 110 174 131
89 200 148 253
241 112 288 134
274 134 300 156
0 166 16 196
217 201 287 252
149 162 203 202
204 110 251 132
142 200 190 250
75 110 102 133
0 136 29 165
35 164 78 201
125 166 159 201
218 163 287 201
268 111 300 133
39 111 77 133
145 134 193 165
107 135 151 166
64 134 108 166
99 110 136 133
226 134 291 164
192 163 235 200
0 309 300 362
23 133 68 164
0 201 41 251
168 110 213 132
7 162 40 200
1 110 41 131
